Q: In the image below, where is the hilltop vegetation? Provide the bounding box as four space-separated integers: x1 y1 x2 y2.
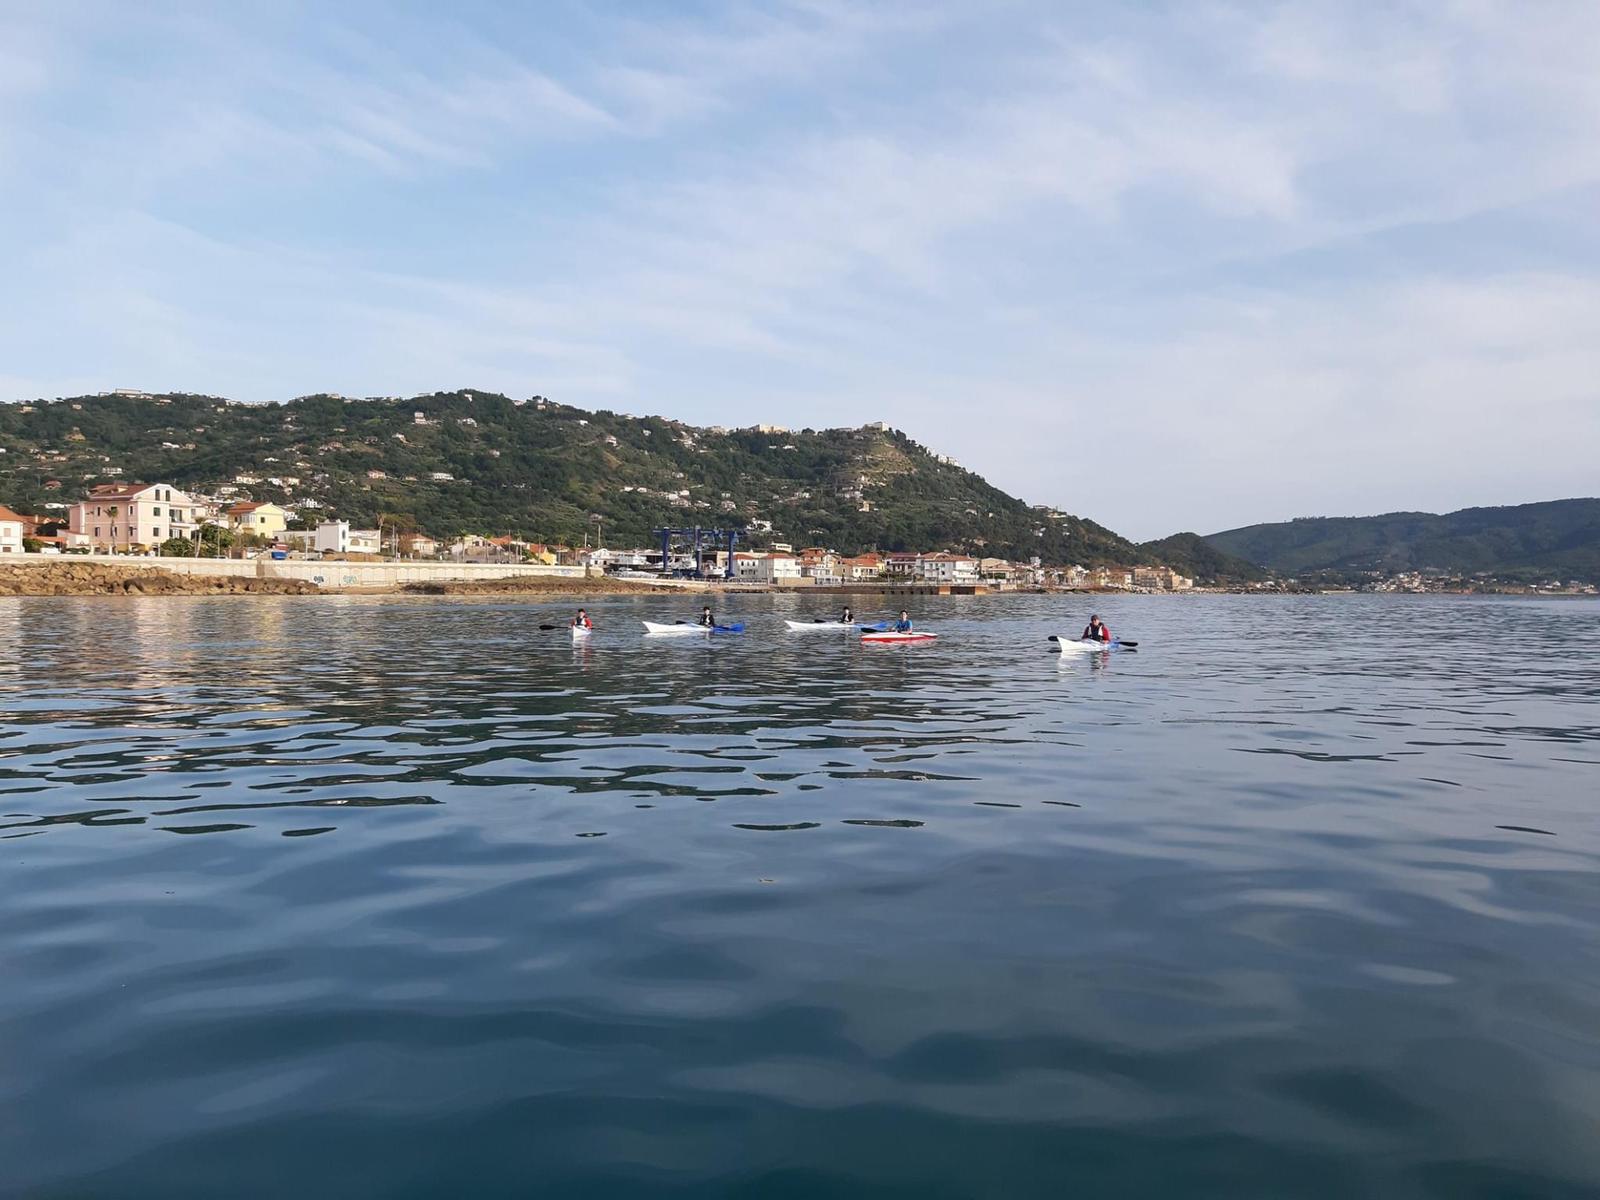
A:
0 391 1139 563
1139 532 1267 583
1205 500 1600 583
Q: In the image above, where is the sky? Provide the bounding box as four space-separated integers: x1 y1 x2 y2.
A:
1 1 1597 539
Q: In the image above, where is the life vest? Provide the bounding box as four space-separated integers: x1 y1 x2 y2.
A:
1085 622 1109 642
574 615 592 628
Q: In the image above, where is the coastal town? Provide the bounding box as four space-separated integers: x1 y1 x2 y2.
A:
0 478 1201 593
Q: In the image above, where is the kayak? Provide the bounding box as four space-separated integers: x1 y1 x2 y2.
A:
862 630 937 644
571 625 592 641
784 619 859 631
1055 636 1124 653
641 620 746 635
642 620 703 635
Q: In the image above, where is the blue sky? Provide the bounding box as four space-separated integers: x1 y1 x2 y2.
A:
2 1 1596 538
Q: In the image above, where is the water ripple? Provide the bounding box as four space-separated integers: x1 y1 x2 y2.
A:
2 592 1598 1197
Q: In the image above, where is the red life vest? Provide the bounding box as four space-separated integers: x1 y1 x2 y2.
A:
1085 622 1109 642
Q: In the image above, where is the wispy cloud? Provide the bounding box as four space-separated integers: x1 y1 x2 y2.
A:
1 1 1596 537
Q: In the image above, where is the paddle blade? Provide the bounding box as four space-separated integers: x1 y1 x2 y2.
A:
1047 634 1059 641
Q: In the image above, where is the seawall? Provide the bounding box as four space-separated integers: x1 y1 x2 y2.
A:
1 554 590 591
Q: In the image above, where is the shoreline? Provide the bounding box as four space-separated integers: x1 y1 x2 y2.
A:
3 561 1589 599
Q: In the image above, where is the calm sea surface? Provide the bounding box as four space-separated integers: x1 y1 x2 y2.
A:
2 593 1598 1199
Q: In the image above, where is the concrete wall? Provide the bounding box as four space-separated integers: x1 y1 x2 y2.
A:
11 553 586 589
17 553 259 578
262 560 586 589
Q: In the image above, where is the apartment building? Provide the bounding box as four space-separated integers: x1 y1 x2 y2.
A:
68 483 201 551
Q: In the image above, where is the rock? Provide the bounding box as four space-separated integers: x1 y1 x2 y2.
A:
0 562 320 596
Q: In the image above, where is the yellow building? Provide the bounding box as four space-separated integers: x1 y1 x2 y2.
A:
226 501 288 540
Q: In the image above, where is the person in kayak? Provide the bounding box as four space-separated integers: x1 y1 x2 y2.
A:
1082 614 1111 642
840 606 854 624
572 609 592 629
894 610 913 632
698 605 715 628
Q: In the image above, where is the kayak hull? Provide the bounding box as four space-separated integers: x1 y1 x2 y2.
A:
642 621 703 635
1055 636 1121 653
784 619 858 631
571 626 591 640
862 631 937 644
642 620 745 635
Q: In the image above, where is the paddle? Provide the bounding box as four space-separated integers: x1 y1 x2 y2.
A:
860 622 888 632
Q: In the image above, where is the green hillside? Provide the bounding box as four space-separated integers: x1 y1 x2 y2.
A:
1205 500 1600 582
0 390 1139 562
1139 532 1267 583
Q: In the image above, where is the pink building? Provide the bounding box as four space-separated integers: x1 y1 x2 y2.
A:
69 483 200 552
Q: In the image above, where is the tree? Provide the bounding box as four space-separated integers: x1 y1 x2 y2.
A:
197 524 234 558
21 536 43 553
160 536 195 557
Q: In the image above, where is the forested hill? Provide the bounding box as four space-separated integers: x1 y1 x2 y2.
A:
0 390 1138 561
1205 499 1600 582
1139 532 1266 583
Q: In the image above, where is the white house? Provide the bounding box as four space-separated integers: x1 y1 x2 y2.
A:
918 553 980 585
0 504 25 553
315 521 380 555
751 553 802 584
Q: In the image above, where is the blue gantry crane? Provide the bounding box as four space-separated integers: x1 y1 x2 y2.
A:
654 526 743 579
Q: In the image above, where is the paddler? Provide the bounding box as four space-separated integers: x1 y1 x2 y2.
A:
1082 614 1111 642
894 609 913 632
698 605 715 628
840 605 854 624
571 608 592 629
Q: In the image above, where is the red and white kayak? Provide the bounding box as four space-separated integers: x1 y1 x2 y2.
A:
862 630 937 644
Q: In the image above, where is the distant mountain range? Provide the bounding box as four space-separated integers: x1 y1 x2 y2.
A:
1205 499 1600 583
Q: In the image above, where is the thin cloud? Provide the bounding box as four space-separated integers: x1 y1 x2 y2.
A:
0 1 1596 541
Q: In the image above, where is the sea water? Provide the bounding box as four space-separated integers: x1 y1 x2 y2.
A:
1 593 1597 1198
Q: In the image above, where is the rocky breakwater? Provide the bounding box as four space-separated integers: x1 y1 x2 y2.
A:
0 562 319 596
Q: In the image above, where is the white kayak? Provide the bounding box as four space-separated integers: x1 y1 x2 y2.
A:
642 620 705 635
784 619 859 631
862 630 937 644
1055 635 1123 653
571 625 591 640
